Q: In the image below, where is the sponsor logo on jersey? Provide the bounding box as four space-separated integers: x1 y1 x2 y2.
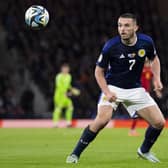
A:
128 53 136 58
120 54 125 58
138 49 146 57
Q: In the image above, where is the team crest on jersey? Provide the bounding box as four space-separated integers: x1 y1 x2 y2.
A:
128 53 136 58
138 49 146 57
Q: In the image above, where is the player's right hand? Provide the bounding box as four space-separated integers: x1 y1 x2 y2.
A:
104 91 117 102
153 78 163 98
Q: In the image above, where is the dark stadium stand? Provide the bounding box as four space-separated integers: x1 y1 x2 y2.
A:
0 0 168 119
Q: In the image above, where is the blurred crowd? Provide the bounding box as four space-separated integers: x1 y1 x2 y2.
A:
0 0 168 119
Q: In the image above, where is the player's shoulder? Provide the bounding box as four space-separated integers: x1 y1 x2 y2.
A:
102 36 120 53
56 72 65 78
137 33 154 44
56 73 71 80
56 73 63 79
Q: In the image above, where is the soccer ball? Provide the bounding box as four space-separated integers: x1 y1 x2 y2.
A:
25 5 49 29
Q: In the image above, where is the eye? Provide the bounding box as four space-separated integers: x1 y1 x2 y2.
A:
125 23 131 27
118 23 122 27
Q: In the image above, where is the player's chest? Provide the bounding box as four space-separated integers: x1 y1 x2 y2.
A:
60 76 70 84
110 47 148 63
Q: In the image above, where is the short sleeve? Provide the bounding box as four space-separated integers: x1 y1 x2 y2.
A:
146 37 157 61
56 74 62 87
96 41 111 68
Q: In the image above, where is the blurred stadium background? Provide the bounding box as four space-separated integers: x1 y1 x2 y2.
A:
0 0 168 123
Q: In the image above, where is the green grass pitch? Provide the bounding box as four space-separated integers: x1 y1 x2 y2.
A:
0 128 168 168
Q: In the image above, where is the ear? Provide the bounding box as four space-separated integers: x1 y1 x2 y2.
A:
135 25 139 32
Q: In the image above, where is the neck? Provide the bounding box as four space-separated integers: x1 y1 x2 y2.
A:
121 34 137 46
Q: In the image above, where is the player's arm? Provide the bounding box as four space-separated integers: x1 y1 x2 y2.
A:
56 75 63 88
147 36 163 97
66 75 80 96
96 40 117 102
151 56 161 81
55 74 66 94
95 66 117 102
95 66 110 95
150 55 163 97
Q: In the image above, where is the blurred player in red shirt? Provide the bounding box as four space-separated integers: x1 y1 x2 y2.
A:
129 59 153 136
141 60 153 92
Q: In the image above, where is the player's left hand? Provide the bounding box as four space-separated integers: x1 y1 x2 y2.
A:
71 87 80 96
153 78 163 98
66 91 73 97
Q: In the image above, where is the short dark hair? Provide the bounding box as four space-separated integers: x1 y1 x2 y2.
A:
119 13 137 24
61 63 69 67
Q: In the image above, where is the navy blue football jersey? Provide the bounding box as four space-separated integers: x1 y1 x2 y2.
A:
96 33 157 89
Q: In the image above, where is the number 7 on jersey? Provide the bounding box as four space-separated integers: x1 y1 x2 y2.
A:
129 59 136 70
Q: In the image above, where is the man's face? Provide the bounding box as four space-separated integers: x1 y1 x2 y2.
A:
62 66 70 74
118 17 138 40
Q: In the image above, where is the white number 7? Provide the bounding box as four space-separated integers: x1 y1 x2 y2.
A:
129 59 136 70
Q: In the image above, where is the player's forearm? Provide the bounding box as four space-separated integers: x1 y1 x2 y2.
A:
151 56 161 80
95 66 110 95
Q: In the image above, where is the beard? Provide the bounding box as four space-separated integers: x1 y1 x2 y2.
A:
120 32 134 40
120 32 137 46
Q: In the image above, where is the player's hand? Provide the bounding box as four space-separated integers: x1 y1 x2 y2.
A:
71 87 80 96
66 91 72 97
153 78 163 98
66 88 80 97
104 91 117 102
